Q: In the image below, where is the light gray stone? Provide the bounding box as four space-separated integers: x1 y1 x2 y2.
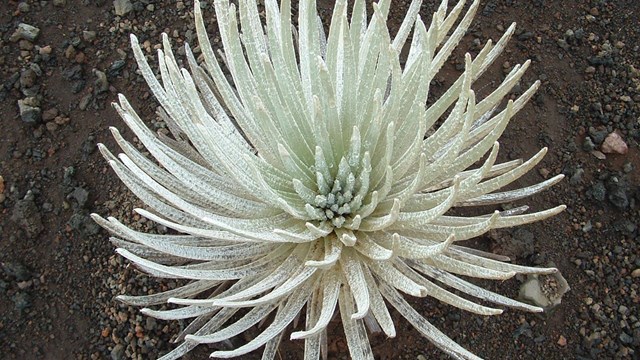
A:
113 0 133 16
10 23 40 42
17 97 41 124
519 271 570 310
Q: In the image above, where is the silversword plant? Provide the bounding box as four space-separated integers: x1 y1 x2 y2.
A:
93 0 566 358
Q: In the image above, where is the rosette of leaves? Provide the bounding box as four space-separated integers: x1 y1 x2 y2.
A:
92 0 565 359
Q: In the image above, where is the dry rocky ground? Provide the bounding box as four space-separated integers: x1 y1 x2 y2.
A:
0 0 638 359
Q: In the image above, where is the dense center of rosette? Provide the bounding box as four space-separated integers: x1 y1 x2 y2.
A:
293 129 370 231
311 169 358 228
298 149 369 231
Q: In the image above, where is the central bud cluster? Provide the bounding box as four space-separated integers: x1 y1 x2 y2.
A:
294 128 371 235
301 151 367 230
312 167 357 228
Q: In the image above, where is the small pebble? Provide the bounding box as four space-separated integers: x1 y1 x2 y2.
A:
557 335 567 346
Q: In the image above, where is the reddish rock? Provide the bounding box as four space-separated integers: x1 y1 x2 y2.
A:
557 335 567 346
601 132 628 154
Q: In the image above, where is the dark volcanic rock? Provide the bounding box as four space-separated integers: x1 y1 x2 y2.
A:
10 192 44 238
